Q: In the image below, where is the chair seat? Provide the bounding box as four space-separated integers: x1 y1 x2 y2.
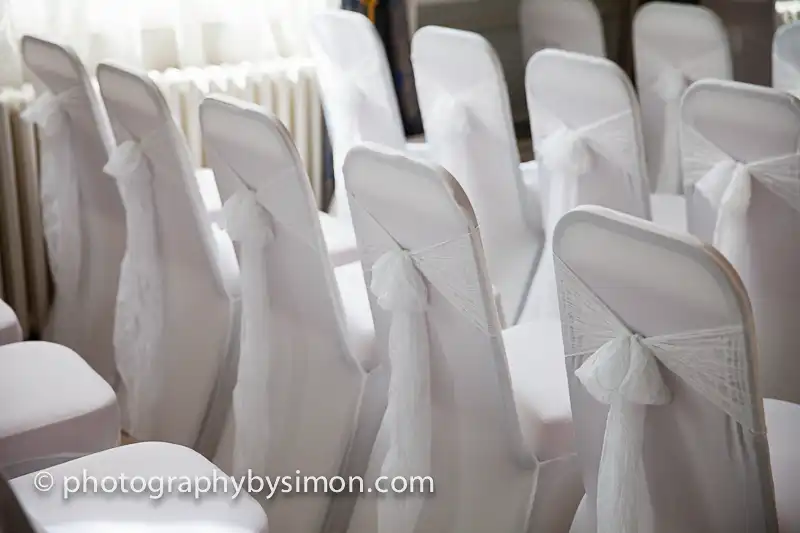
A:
334 261 376 372
503 319 573 461
11 442 268 532
650 193 687 234
320 212 359 267
0 299 22 345
765 398 800 533
0 342 119 469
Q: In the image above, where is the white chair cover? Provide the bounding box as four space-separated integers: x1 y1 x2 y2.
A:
0 298 21 345
343 144 579 533
681 79 800 405
20 36 124 383
521 50 651 322
200 97 378 533
773 22 800 96
0 341 119 470
310 10 408 223
11 442 268 533
412 26 544 325
519 0 606 63
634 2 732 194
556 206 782 533
97 63 239 447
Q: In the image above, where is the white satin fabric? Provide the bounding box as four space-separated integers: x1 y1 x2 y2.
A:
682 126 800 274
639 45 730 193
103 126 168 439
425 80 495 150
351 197 494 533
556 255 755 533
21 86 85 348
525 105 635 320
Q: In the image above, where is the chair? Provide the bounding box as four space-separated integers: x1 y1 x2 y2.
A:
555 205 800 533
0 342 119 475
773 21 800 95
200 95 380 533
310 10 425 224
96 62 240 449
0 299 22 345
342 144 580 533
681 79 800 405
20 36 126 383
412 26 545 325
521 49 656 322
519 0 606 64
634 2 732 194
9 442 268 532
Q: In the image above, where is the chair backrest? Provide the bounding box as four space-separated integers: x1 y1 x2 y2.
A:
200 95 368 533
521 49 651 322
20 36 124 383
412 26 541 324
681 79 800 405
634 2 732 193
343 144 536 533
519 0 606 63
554 205 777 533
96 62 234 446
309 10 406 221
773 22 800 93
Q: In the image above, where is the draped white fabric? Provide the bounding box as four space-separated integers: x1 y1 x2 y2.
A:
555 254 755 533
104 127 167 438
21 86 85 348
682 126 800 272
0 0 338 86
350 196 495 533
525 104 635 320
639 45 730 193
212 151 329 478
425 81 496 147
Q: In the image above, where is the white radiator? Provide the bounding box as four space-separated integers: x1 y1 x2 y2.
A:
0 59 324 339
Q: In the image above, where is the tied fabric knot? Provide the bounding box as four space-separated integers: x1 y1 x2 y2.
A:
370 249 431 533
222 188 275 247
371 250 428 312
540 126 591 181
575 333 671 533
104 140 146 179
21 89 80 135
654 66 688 103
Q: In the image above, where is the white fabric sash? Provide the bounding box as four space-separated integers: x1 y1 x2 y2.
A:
682 126 800 271
524 105 635 320
21 86 86 344
350 196 494 533
639 45 729 193
104 126 168 438
424 79 496 143
555 255 753 533
211 150 321 476
532 104 637 235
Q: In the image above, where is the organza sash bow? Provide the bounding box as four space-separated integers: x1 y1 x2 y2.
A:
350 196 494 533
424 79 496 144
104 126 168 438
555 255 753 533
531 103 636 234
210 149 320 476
22 86 85 342
682 126 800 271
639 45 729 193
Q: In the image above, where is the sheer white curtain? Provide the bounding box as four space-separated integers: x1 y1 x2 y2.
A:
0 0 338 86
